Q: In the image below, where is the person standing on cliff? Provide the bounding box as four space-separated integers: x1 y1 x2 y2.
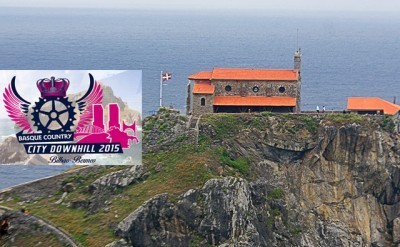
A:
316 105 320 113
322 106 326 113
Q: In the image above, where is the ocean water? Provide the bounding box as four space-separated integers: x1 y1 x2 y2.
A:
0 8 400 188
0 118 72 189
0 165 72 190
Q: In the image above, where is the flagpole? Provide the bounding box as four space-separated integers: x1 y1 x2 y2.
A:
160 71 163 107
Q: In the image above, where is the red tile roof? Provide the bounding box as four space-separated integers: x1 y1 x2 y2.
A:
347 97 400 115
212 68 298 81
214 96 296 106
193 83 215 94
188 71 213 80
188 68 299 81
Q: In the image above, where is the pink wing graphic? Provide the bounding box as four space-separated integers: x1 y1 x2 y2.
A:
3 78 33 133
76 74 103 129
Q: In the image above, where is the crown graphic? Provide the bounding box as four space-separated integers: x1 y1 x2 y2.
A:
36 77 70 98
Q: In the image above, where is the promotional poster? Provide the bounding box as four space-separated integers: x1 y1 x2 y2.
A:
0 70 142 166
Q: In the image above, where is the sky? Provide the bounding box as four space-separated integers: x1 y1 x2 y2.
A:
0 0 400 12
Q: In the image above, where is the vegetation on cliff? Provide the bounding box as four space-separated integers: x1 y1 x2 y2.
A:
1 109 399 247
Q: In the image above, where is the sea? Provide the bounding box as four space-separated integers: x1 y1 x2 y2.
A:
0 8 399 189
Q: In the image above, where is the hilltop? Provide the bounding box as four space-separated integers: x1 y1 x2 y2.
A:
1 109 400 246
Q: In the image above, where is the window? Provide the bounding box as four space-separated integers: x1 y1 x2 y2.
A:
201 98 205 106
252 86 259 93
278 86 285 93
225 85 232 92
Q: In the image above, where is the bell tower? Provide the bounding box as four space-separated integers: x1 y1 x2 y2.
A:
294 48 301 72
294 48 302 113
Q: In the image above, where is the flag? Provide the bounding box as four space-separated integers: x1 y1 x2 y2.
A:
162 72 172 81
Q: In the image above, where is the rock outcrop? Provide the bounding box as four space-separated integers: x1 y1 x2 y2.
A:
143 108 189 153
83 165 146 214
90 165 145 190
0 137 28 164
112 114 400 247
114 178 275 247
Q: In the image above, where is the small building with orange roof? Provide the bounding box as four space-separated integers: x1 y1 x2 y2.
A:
347 97 400 115
186 50 302 115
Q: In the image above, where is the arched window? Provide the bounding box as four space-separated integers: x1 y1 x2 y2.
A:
201 98 206 106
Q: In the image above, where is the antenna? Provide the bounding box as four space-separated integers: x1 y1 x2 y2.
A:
296 28 299 52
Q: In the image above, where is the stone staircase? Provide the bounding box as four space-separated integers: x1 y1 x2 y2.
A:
187 115 201 145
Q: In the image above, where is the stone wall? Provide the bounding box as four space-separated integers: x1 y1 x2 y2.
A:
192 94 213 116
212 80 299 99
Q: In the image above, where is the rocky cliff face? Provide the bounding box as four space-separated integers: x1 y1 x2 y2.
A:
0 137 28 164
2 111 399 247
111 113 400 247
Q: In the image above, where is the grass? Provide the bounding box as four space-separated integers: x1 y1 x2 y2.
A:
261 111 274 117
0 166 126 246
1 232 66 247
299 116 319 134
217 148 250 175
1 144 221 247
249 115 271 130
201 114 246 139
324 113 367 125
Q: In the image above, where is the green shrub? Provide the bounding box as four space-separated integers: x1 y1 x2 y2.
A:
261 111 273 117
271 207 281 217
268 188 284 199
143 119 156 131
266 208 281 227
159 122 168 131
289 226 303 235
380 114 396 133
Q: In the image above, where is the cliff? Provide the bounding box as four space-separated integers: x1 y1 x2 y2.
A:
0 136 28 164
1 110 400 247
111 112 400 247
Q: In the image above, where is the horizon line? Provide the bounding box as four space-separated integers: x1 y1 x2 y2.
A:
1 6 400 14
